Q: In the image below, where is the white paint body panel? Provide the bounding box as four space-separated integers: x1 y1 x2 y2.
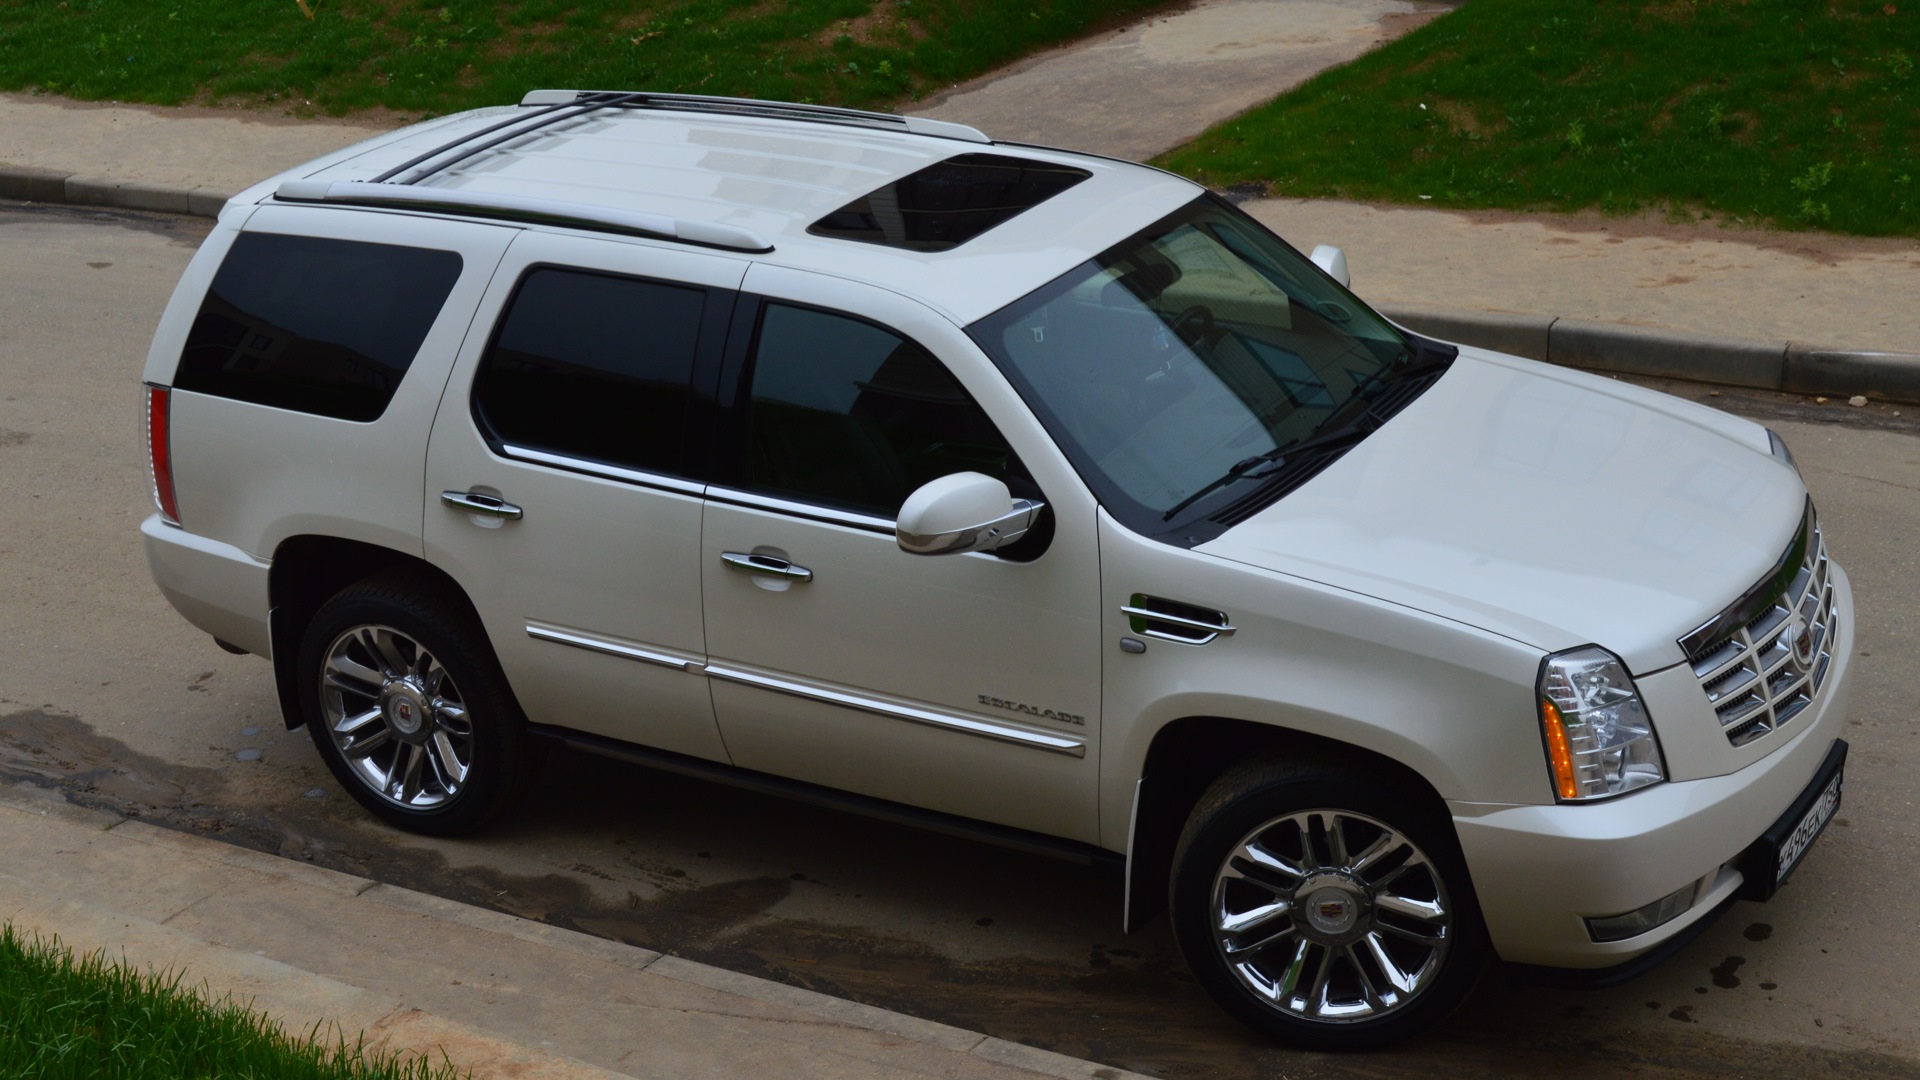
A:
140 514 272 657
700 266 1104 841
230 105 1201 327
1455 566 1854 966
421 231 743 762
160 206 515 563
140 100 1859 978
1198 347 1806 676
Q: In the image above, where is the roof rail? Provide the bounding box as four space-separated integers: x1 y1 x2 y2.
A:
373 90 654 185
272 180 774 254
519 89 991 144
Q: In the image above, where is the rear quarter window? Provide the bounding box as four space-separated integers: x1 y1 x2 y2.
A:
173 232 464 422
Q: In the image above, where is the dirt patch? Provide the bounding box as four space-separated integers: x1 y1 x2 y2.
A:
816 0 925 47
1432 99 1507 139
0 201 215 247
1 710 210 811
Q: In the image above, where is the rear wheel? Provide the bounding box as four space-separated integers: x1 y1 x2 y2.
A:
298 574 536 835
1170 757 1486 1049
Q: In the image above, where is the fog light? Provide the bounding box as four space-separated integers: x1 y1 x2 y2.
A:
1586 883 1695 943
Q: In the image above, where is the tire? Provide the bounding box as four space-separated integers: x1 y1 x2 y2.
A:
1169 755 1487 1050
297 572 538 836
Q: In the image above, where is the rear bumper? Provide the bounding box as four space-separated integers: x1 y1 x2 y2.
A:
142 513 272 657
1452 566 1856 970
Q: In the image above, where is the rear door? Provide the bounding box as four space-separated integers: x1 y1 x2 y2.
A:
424 232 745 761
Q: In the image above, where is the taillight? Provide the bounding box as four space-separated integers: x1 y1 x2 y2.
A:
146 384 181 525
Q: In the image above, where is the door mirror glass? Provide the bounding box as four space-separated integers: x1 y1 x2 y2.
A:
896 472 1043 556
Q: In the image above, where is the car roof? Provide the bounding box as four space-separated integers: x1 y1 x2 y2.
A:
234 92 1202 326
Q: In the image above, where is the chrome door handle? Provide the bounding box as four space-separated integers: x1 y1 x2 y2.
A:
720 551 813 582
440 490 523 520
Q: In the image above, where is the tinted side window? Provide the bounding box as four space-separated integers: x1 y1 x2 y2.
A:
176 233 463 422
474 268 707 476
745 303 1019 518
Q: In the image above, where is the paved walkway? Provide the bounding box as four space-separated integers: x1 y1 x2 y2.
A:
1249 198 1920 355
916 0 1454 163
0 782 1139 1080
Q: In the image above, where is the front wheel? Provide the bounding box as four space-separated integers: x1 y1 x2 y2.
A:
1170 757 1487 1050
297 574 536 835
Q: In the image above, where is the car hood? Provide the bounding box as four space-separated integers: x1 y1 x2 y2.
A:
1197 348 1807 674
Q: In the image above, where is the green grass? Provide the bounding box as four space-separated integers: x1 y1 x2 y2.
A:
1157 0 1920 236
0 0 1180 117
0 924 465 1079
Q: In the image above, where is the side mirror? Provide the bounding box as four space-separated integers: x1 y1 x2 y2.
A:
1309 244 1350 289
896 472 1043 556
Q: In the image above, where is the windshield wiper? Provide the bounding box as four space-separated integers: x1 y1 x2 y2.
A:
1160 424 1371 522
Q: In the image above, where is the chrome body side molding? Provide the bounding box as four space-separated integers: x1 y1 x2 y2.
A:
526 622 703 673
703 664 1087 757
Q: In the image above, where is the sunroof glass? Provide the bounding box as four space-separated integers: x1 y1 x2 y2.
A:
808 153 1092 252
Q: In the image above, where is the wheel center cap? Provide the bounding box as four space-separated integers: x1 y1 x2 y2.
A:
380 677 432 741
1297 875 1369 943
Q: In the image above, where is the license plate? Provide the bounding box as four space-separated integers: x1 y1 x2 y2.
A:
1776 769 1842 884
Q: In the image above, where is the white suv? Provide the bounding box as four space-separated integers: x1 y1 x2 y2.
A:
140 91 1854 1048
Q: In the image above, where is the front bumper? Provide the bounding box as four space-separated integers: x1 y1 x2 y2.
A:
1451 564 1856 970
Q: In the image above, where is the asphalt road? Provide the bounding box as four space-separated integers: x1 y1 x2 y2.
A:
3 201 1918 1078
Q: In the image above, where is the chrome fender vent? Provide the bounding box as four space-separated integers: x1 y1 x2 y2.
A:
1123 594 1235 646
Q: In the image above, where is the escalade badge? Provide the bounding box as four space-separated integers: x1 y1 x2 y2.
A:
978 695 1086 726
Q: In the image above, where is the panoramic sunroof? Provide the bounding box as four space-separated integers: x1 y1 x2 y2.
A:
808 153 1093 252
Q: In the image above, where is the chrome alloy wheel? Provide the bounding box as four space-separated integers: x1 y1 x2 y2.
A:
1211 809 1452 1023
318 624 474 810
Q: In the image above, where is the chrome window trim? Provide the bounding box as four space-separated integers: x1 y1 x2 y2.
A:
499 443 705 496
526 622 703 673
703 664 1087 757
705 485 896 534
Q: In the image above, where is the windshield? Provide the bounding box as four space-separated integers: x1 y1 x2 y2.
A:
970 196 1420 537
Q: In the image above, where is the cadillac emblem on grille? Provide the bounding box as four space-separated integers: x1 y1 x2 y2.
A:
1683 501 1837 748
1787 613 1817 672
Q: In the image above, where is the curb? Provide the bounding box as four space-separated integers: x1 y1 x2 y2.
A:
1381 305 1920 406
0 164 229 218
0 781 1149 1080
6 163 1916 406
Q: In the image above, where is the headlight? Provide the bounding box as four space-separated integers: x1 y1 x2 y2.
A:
1768 428 1800 475
1537 646 1664 802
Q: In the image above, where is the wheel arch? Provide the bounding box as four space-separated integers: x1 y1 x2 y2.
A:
1124 715 1452 933
267 535 482 730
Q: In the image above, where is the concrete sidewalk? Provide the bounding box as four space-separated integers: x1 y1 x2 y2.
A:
0 780 1142 1080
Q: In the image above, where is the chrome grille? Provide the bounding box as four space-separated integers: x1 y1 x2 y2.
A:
1683 505 1836 748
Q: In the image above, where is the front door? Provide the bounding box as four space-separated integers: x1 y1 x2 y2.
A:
699 266 1104 842
424 232 744 761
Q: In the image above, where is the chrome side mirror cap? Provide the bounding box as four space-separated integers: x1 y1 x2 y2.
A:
1310 244 1350 289
896 472 1043 556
